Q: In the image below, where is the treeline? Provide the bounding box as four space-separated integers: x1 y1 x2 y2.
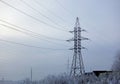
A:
18 72 120 84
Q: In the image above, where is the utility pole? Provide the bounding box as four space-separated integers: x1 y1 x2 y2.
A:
30 68 32 84
67 17 88 77
2 77 4 84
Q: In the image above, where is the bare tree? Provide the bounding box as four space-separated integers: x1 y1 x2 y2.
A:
112 52 120 71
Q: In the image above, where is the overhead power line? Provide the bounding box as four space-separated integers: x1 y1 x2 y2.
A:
0 23 69 47
20 0 69 30
0 0 68 32
33 0 73 26
54 0 75 18
0 19 66 41
0 23 42 39
0 38 68 50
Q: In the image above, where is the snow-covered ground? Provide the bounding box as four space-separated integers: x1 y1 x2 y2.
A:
0 72 120 84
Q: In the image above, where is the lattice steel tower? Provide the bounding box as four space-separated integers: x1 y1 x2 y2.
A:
67 17 88 77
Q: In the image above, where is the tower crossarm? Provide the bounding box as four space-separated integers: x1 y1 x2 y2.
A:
79 37 89 40
69 46 87 50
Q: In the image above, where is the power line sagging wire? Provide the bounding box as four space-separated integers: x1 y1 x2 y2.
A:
54 0 75 18
33 0 73 26
0 0 69 32
0 23 69 47
0 19 66 41
0 38 68 50
0 23 38 38
20 0 69 30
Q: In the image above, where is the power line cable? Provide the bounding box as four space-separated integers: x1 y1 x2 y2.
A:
0 23 39 38
0 19 66 41
20 0 69 30
33 0 73 26
54 0 75 18
0 23 69 47
0 38 68 50
0 0 69 32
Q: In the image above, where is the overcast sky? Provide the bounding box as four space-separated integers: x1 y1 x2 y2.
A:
0 0 120 80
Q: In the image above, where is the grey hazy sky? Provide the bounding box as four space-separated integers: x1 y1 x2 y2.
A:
0 0 120 80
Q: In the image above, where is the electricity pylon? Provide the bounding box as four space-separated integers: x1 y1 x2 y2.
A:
67 17 88 77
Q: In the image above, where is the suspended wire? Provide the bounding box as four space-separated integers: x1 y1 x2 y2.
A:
20 0 69 30
0 38 68 50
33 0 73 26
0 24 30 36
54 0 75 18
0 19 66 41
0 0 69 32
0 23 39 38
0 23 69 47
